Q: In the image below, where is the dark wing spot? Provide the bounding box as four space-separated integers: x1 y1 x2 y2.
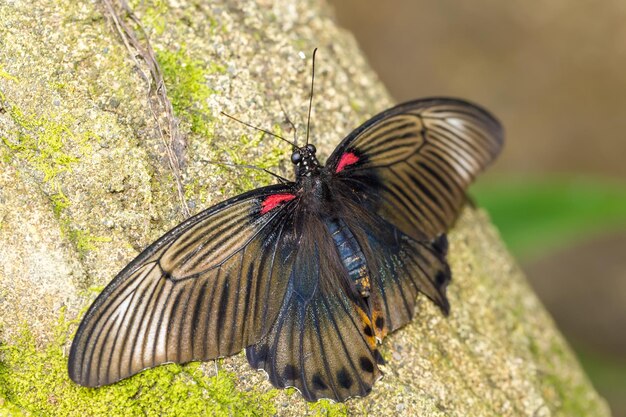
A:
337 368 353 389
435 270 449 287
359 356 374 373
312 373 328 390
433 234 449 255
373 349 385 365
363 325 374 337
283 364 298 380
375 316 385 330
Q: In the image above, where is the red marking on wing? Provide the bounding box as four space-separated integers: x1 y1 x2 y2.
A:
335 152 359 173
261 193 296 214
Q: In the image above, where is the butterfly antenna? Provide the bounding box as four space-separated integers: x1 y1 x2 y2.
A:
277 97 299 147
201 159 290 184
305 48 317 146
221 111 298 149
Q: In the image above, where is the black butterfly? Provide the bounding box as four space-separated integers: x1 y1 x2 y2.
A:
68 97 503 402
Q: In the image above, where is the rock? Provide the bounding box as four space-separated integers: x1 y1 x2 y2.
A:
0 0 611 416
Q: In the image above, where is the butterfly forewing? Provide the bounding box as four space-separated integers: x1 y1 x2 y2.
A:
327 98 503 241
68 184 299 387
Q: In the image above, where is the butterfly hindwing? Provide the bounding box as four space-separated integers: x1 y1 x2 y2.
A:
327 97 504 241
244 195 450 401
328 192 451 338
246 213 383 402
362 224 451 336
68 184 299 387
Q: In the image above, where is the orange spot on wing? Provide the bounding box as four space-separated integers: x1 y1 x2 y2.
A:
369 300 388 340
373 311 388 340
356 307 377 349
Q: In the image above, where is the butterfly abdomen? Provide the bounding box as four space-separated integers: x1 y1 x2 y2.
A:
325 218 371 297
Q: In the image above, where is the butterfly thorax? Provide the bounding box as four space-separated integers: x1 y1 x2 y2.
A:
291 144 321 178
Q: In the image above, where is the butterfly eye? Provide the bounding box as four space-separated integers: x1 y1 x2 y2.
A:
291 151 302 164
306 144 316 154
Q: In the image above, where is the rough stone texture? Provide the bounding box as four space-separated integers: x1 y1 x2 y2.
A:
0 0 611 416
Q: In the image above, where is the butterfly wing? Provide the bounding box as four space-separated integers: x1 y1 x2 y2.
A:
337 197 451 336
68 184 300 387
325 98 503 334
244 99 503 401
326 97 504 241
246 211 384 402
244 197 450 402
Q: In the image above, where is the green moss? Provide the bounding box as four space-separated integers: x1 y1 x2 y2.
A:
48 80 68 92
0 66 96 181
0 71 108 259
67 228 113 254
1 106 81 182
0 67 18 83
183 177 201 201
50 190 71 217
0 399 28 417
349 99 362 113
540 372 600 417
0 73 92 195
0 310 278 417
307 399 349 417
156 45 223 141
183 177 214 207
129 0 222 36
524 338 605 417
140 0 169 35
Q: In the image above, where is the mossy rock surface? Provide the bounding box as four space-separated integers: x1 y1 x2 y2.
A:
0 0 611 416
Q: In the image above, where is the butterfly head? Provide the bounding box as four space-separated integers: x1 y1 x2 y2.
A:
291 144 321 177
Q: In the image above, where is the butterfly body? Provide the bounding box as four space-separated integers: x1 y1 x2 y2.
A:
325 217 371 297
69 98 503 402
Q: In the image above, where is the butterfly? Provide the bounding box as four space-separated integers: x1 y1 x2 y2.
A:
68 96 503 402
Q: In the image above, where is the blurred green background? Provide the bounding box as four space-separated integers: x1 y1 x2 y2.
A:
329 1 626 415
